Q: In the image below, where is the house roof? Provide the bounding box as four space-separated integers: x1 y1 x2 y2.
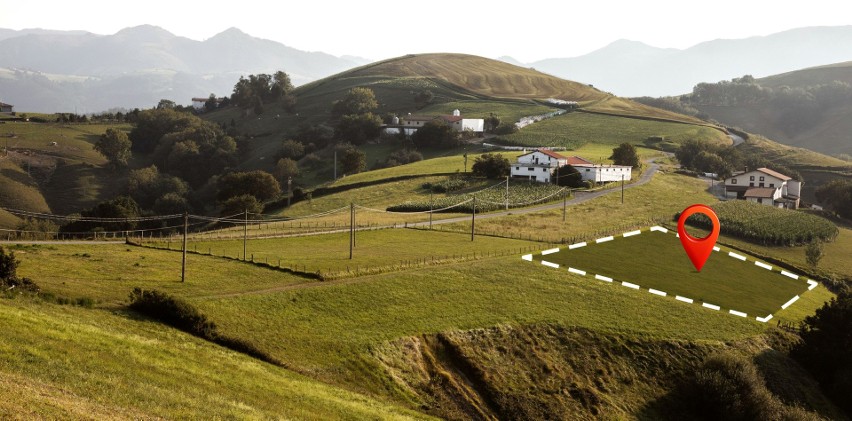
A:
0 102 12 107
756 167 791 181
744 187 778 199
566 156 595 165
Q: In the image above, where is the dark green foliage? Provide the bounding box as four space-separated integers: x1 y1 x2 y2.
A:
280 139 305 160
681 353 819 421
274 158 300 182
217 171 281 202
152 193 189 215
61 196 142 233
413 90 434 108
378 149 423 169
128 288 281 365
815 180 852 219
0 246 39 293
129 288 217 338
331 87 378 116
679 200 837 246
493 123 519 135
422 176 473 193
805 241 825 268
339 146 367 175
412 120 460 149
231 71 296 111
484 115 501 133
221 194 263 217
334 113 382 145
555 164 585 188
129 108 194 153
793 291 852 415
128 165 190 211
471 153 510 179
609 143 641 169
94 128 132 169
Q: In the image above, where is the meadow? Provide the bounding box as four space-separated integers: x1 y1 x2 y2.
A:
533 229 811 318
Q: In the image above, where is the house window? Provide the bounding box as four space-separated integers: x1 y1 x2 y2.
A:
731 179 737 184
770 183 774 187
750 176 755 181
758 198 763 204
585 169 590 172
528 167 533 171
750 183 754 187
759 183 764 187
515 167 519 170
759 176 764 181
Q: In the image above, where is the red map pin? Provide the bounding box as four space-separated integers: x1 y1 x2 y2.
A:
677 204 720 272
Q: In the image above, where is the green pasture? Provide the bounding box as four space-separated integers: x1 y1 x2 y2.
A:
420 100 554 123
533 229 813 318
0 299 429 419
499 112 729 149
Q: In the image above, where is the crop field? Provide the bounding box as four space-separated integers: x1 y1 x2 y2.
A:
420 100 554 123
387 180 565 213
530 227 817 319
498 112 729 149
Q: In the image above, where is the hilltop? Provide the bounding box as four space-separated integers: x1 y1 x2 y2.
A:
681 61 852 158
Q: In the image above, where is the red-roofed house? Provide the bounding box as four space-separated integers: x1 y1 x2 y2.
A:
400 109 484 133
510 150 632 184
724 167 801 209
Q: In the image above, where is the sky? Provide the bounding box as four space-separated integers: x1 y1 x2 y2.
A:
2 0 850 63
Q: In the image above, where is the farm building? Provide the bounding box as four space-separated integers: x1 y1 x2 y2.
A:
399 110 484 133
191 97 225 111
0 101 13 113
724 167 801 209
510 149 632 184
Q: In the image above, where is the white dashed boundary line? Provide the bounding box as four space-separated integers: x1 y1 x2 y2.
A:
755 261 772 270
523 227 819 324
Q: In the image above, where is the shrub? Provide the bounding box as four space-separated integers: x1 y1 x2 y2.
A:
471 153 510 179
128 288 217 339
0 246 39 293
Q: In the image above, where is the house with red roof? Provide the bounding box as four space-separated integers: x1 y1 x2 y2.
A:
400 109 484 133
510 149 632 184
724 167 801 209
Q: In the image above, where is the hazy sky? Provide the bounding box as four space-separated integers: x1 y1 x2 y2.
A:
2 0 850 62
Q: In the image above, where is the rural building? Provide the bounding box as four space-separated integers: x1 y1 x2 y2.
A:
724 167 801 209
0 102 13 113
510 150 632 184
191 97 224 111
399 110 484 133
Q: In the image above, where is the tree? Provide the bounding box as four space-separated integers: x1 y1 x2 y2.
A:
609 143 641 169
484 115 501 133
792 291 852 414
156 99 176 110
554 164 585 188
0 246 19 282
339 146 367 175
816 180 852 219
414 90 434 108
153 192 189 215
217 171 281 202
472 153 510 179
280 139 305 160
805 240 825 268
204 94 218 112
274 158 300 182
332 87 378 116
334 113 382 145
61 196 141 232
95 128 132 169
411 120 459 149
221 194 263 217
128 165 189 210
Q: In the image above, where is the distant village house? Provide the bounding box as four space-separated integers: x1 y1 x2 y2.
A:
724 167 801 209
510 149 632 184
385 109 485 136
191 97 224 111
0 101 13 113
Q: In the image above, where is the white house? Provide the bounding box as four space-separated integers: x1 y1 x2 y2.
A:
191 97 208 110
510 150 632 184
724 167 801 209
0 101 12 113
400 110 484 133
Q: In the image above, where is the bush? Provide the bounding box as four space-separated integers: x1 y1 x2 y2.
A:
0 246 39 293
471 153 510 179
128 288 217 338
493 123 518 135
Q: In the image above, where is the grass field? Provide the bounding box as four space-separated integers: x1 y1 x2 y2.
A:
498 112 729 149
420 100 555 123
532 229 812 318
0 298 430 419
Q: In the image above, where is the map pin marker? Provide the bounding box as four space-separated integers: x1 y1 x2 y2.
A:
677 204 720 272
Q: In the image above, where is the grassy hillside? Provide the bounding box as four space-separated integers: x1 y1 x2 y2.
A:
0 298 430 419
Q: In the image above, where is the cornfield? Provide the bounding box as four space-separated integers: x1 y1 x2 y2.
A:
388 181 566 214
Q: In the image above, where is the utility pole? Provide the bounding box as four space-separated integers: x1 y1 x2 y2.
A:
470 196 476 241
243 209 248 260
463 153 468 173
563 191 567 222
181 212 188 282
429 191 433 229
505 175 509 211
334 149 338 180
621 174 625 204
349 202 354 260
287 176 292 207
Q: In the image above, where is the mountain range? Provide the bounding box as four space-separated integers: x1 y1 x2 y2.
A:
0 25 369 112
510 26 852 97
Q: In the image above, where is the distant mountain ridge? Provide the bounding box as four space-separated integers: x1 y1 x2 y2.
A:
0 25 371 112
519 26 852 97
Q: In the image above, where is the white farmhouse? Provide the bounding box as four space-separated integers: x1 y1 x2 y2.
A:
191 97 208 110
724 167 802 209
510 150 632 184
399 109 484 133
